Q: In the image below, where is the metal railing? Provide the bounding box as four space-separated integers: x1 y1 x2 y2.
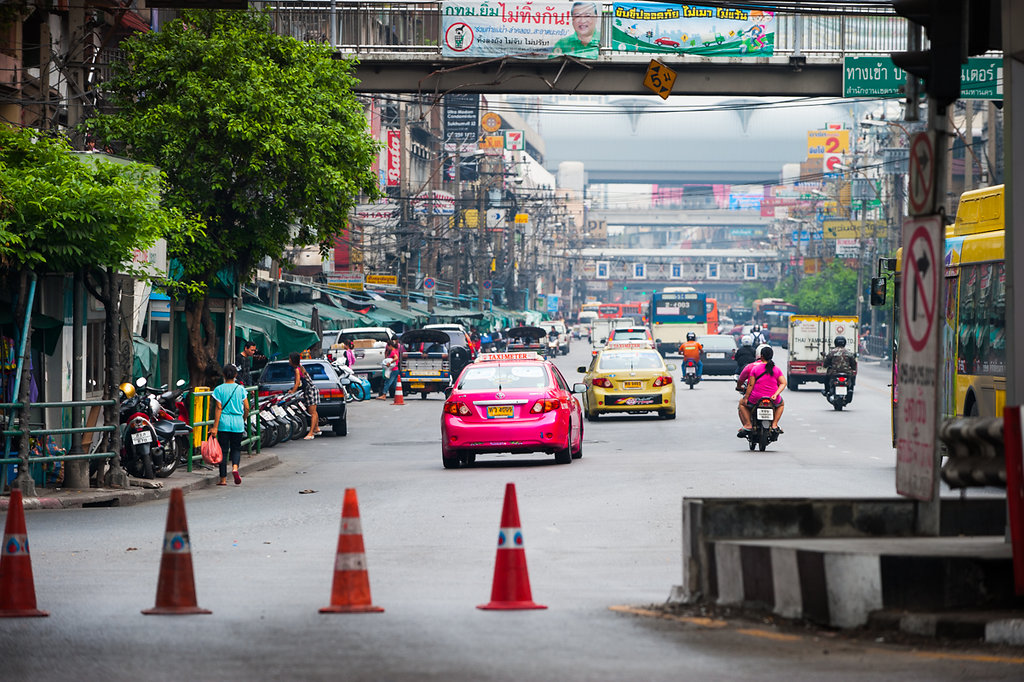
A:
185 387 262 472
256 1 910 57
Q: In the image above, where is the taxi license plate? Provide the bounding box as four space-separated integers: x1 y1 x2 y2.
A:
707 352 725 359
131 430 152 445
623 380 643 389
756 408 774 420
487 405 514 419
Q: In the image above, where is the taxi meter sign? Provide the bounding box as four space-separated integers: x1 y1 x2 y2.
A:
896 215 943 501
643 60 676 100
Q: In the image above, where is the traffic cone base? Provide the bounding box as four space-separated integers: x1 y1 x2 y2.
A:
142 489 211 615
0 490 48 618
321 489 384 614
392 374 405 405
477 483 546 611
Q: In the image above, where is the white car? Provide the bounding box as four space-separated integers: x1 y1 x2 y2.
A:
323 327 396 390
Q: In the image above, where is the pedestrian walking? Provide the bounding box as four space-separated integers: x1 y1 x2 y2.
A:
288 352 321 439
378 339 401 399
209 363 248 486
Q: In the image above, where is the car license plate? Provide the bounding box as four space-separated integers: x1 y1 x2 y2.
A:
410 383 425 389
131 430 152 445
835 386 848 396
623 380 643 389
816 367 827 373
273 406 288 418
707 352 725 359
756 408 774 420
487 405 514 419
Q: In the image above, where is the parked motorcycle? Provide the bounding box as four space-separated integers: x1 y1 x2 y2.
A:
119 377 176 479
331 361 371 402
824 372 854 411
146 379 190 476
746 396 780 452
683 359 700 389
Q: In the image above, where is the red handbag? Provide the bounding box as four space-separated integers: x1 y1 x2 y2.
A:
200 435 223 465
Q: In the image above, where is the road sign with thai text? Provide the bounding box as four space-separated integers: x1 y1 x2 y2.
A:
365 274 398 287
896 215 942 501
843 56 1003 100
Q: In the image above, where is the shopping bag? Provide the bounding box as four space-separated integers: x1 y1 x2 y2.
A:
201 435 223 465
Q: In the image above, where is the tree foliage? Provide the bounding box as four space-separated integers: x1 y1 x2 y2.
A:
0 126 197 278
736 260 858 316
86 9 380 290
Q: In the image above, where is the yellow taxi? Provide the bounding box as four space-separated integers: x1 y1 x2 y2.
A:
577 344 677 420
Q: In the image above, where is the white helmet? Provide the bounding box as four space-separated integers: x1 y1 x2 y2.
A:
741 334 753 346
756 343 771 356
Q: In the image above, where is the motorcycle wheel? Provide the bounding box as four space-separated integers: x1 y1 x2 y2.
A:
155 448 179 478
758 427 769 452
278 419 293 443
748 436 756 451
833 401 844 411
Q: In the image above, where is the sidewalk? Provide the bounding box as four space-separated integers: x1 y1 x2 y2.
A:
0 448 281 511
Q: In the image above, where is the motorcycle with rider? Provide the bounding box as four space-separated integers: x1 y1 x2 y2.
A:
821 335 857 410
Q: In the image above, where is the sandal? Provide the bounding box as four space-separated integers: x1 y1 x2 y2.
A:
303 434 316 440
216 480 228 486
233 471 242 485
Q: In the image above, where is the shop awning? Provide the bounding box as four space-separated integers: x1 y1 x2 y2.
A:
235 306 322 360
281 301 372 330
358 298 425 328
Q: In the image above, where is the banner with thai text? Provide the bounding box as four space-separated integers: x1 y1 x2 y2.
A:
441 1 600 59
610 3 774 57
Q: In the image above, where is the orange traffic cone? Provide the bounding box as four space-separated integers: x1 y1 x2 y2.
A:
478 483 547 610
392 374 405 405
0 490 48 617
320 488 384 613
142 488 211 615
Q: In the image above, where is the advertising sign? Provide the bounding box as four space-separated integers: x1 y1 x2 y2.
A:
365 274 398 287
807 129 850 159
611 3 775 56
441 1 600 59
412 190 456 216
327 274 365 292
386 129 401 187
444 93 480 142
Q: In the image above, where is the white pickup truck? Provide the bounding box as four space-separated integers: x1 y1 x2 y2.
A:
786 315 859 390
324 326 396 391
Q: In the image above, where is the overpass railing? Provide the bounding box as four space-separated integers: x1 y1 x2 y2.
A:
256 1 910 58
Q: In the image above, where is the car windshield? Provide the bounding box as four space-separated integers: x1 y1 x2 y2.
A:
611 330 648 341
261 363 296 383
338 331 391 343
598 352 664 370
699 337 736 351
458 364 550 390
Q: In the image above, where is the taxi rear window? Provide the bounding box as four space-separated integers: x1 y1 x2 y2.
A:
459 365 550 390
611 330 648 340
598 353 664 371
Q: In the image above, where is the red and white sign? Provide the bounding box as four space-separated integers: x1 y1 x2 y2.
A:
896 215 943 501
504 130 524 151
386 129 401 187
908 131 935 216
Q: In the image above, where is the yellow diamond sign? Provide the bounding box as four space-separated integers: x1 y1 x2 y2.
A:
643 60 676 100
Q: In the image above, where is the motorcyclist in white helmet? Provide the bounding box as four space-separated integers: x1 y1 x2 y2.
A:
734 334 756 372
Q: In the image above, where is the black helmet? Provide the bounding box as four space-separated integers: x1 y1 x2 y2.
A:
834 335 847 347
686 332 696 341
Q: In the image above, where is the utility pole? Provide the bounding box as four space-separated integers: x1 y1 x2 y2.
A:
400 101 410 310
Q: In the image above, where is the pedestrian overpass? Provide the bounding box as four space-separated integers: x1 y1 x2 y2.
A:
263 2 912 97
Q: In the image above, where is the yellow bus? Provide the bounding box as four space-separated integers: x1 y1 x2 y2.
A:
891 185 1005 427
942 184 1006 418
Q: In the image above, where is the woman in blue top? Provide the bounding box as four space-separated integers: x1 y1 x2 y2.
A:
210 363 249 486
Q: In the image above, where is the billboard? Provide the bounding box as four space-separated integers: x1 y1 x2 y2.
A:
611 3 774 57
441 1 600 59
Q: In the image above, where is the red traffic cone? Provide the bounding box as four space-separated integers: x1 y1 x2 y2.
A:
320 488 384 613
392 374 405 405
0 490 48 617
478 483 546 610
142 488 211 615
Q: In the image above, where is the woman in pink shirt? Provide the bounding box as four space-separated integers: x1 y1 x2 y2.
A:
736 346 786 435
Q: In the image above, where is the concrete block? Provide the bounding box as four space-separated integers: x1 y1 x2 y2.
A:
771 547 802 619
900 613 938 637
986 619 1024 646
824 553 882 628
715 543 743 605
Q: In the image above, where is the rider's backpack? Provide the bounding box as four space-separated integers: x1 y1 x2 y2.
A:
830 349 853 372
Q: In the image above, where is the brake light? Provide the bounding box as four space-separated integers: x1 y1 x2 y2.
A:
653 375 673 386
320 388 344 399
530 399 559 414
444 401 472 416
592 377 612 388
259 389 282 397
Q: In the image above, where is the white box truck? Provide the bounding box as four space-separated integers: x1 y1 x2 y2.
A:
786 315 858 390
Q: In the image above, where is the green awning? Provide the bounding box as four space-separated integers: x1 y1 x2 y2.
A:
280 301 372 330
359 298 425 327
132 335 161 386
235 306 322 360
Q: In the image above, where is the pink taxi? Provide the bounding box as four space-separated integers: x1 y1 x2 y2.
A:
441 352 586 468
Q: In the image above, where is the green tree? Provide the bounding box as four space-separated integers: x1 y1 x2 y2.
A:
0 125 200 492
86 9 381 382
789 260 858 315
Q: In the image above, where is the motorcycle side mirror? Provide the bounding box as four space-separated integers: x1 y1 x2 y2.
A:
135 377 148 388
176 379 187 388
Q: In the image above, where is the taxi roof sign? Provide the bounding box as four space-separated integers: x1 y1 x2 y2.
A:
475 352 545 363
602 343 657 351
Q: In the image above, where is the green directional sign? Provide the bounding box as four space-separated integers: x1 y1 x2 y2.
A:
843 56 1003 100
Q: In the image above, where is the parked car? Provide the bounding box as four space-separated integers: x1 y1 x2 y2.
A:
258 359 349 436
698 334 739 376
323 327 396 392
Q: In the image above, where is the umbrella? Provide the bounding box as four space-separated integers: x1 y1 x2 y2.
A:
310 306 324 357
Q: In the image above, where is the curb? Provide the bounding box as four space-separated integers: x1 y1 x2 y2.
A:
0 452 281 511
